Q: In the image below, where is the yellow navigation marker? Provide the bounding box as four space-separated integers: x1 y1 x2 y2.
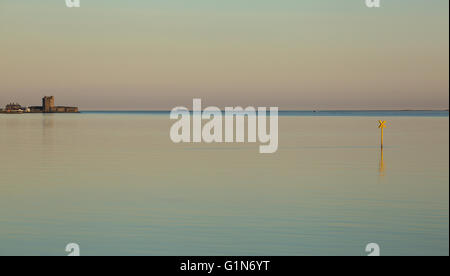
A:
378 120 386 148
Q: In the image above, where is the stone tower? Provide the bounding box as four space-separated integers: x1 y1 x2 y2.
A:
42 96 55 113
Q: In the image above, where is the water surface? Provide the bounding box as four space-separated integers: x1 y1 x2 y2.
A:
0 112 448 255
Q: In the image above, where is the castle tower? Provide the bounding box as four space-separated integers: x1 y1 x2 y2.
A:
42 96 55 113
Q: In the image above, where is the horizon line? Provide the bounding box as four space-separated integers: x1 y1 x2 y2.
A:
78 109 450 112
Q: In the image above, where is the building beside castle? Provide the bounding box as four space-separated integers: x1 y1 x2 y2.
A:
0 103 25 113
1 96 79 114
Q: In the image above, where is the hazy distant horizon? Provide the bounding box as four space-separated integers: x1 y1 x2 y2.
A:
1 0 448 110
76 107 450 112
1 97 449 111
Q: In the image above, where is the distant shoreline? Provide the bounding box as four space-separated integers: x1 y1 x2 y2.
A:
71 110 449 118
2 110 448 117
78 109 450 112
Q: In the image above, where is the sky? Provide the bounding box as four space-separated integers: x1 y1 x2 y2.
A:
0 0 448 110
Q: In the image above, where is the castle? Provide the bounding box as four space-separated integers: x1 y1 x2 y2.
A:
1 96 79 113
29 96 78 113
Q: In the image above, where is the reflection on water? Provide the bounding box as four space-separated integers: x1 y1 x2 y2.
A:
42 114 55 146
379 147 385 177
0 113 448 256
42 115 55 129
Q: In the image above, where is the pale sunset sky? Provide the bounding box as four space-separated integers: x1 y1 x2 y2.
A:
0 0 448 110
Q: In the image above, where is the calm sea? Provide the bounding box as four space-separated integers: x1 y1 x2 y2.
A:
0 111 448 255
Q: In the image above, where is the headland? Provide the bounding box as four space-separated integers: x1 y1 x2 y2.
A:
0 96 79 114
